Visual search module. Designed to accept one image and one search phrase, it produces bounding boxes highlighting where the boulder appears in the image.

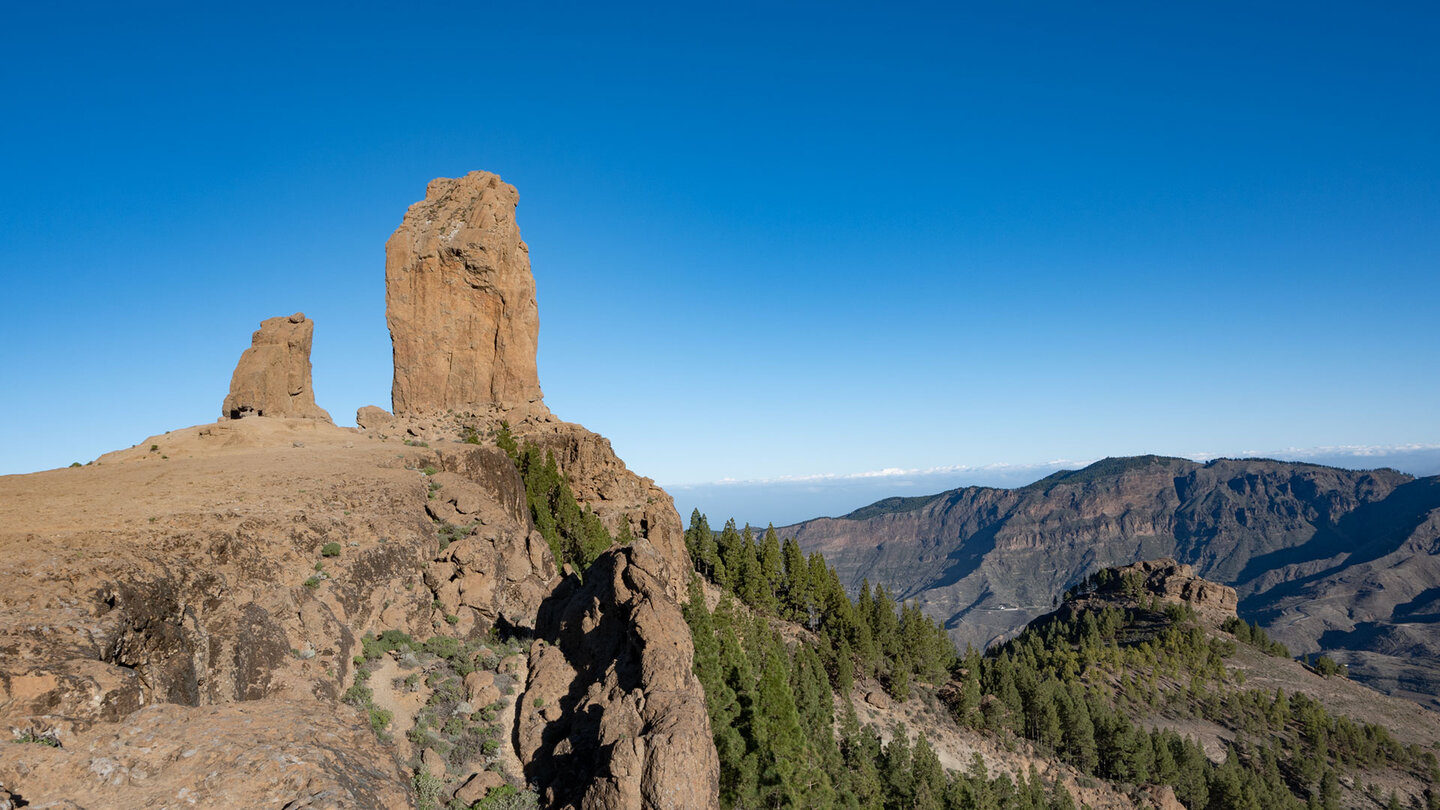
[386,172,543,414]
[422,747,447,779]
[356,405,394,430]
[454,770,506,806]
[221,313,331,421]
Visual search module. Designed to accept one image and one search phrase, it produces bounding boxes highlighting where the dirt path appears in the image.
[368,656,429,764]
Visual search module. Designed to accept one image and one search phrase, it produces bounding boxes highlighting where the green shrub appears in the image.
[342,683,373,707]
[422,465,439,476]
[14,729,61,747]
[413,769,444,810]
[1311,654,1347,678]
[369,706,392,734]
[321,542,341,557]
[424,636,461,660]
[303,576,321,589]
[361,629,414,660]
[475,783,541,810]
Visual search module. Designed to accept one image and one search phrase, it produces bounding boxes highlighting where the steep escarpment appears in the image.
[779,456,1440,701]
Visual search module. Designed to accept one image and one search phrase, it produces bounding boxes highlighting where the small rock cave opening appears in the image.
[228,406,262,419]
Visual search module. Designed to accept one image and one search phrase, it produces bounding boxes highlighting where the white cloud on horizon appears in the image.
[664,442,1440,490]
[666,459,1089,489]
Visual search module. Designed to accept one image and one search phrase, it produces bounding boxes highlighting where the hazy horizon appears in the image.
[669,444,1440,528]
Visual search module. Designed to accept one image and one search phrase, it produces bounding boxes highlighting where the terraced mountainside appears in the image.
[778,455,1440,706]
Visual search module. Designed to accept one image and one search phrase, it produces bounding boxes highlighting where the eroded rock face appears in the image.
[422,445,559,635]
[518,540,720,810]
[387,172,543,415]
[221,312,331,421]
[0,420,438,739]
[1113,558,1239,619]
[519,420,690,593]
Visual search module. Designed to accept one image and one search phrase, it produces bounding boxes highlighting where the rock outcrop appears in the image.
[423,445,559,634]
[386,172,543,415]
[1077,558,1239,621]
[518,540,720,810]
[221,312,331,421]
[0,171,717,809]
[519,420,689,593]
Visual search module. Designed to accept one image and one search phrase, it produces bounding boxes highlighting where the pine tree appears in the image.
[716,519,743,591]
[714,596,761,806]
[912,733,945,809]
[882,724,914,809]
[839,705,885,810]
[781,537,811,622]
[760,525,784,602]
[756,632,805,808]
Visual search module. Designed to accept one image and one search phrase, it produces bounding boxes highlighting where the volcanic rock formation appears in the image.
[221,312,331,421]
[0,171,715,809]
[1065,558,1239,623]
[518,539,721,810]
[386,171,543,415]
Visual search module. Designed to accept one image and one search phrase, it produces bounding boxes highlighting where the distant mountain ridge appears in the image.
[779,455,1440,706]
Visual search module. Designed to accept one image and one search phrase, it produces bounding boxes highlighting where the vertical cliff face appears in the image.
[385,171,544,415]
[221,312,331,421]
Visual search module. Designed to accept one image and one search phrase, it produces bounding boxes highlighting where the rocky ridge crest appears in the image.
[0,171,712,809]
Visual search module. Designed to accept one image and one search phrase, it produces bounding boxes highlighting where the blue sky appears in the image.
[2,2,1437,525]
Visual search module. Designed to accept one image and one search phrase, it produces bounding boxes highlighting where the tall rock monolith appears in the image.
[221,312,331,421]
[386,171,543,415]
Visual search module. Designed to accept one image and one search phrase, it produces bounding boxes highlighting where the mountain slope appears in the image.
[778,456,1440,704]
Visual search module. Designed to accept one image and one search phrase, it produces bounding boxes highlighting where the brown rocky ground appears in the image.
[0,413,712,808]
[1,700,410,809]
